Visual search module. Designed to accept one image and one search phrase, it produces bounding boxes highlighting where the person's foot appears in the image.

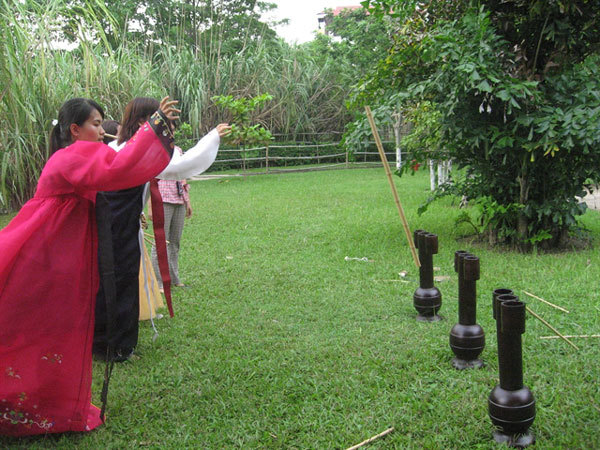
[94,348,135,363]
[175,283,188,288]
[112,348,135,363]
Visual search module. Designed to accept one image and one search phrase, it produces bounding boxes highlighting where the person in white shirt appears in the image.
[93,97,230,362]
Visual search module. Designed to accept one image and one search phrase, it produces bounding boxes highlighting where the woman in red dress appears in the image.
[0,96,178,436]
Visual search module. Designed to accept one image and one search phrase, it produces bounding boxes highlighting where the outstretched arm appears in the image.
[157,123,231,180]
[54,97,180,191]
[55,110,175,191]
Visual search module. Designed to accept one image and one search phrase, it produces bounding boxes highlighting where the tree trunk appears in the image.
[488,225,498,246]
[429,160,436,191]
[558,227,570,247]
[517,158,530,248]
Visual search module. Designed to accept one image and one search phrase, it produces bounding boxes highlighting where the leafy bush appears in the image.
[211,93,274,147]
[359,0,600,249]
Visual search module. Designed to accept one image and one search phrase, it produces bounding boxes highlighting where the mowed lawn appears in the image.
[1,168,599,448]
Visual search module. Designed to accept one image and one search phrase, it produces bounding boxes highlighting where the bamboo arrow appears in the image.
[365,106,420,268]
[347,427,395,450]
[526,306,579,350]
[522,290,569,313]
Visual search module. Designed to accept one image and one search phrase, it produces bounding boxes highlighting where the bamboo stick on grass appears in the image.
[523,290,570,313]
[365,106,420,268]
[540,334,600,340]
[346,427,395,450]
[525,306,579,350]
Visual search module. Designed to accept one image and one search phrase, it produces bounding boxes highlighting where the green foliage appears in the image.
[455,196,523,241]
[318,7,392,82]
[342,101,394,154]
[212,93,273,127]
[0,1,353,209]
[212,93,273,146]
[397,101,445,176]
[45,0,281,55]
[196,1,281,56]
[173,122,195,152]
[312,6,403,160]
[159,42,350,140]
[358,0,600,249]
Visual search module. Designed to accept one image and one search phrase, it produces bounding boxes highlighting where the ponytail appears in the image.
[49,122,66,156]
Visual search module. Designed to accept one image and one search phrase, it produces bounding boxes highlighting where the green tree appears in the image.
[37,0,280,53]
[211,93,273,146]
[197,1,281,56]
[316,7,392,81]
[360,0,600,249]
[304,6,400,162]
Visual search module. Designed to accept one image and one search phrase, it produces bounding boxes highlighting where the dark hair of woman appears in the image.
[102,119,119,145]
[49,98,105,156]
[118,97,160,145]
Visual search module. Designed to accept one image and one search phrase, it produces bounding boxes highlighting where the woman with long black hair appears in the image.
[0,97,179,436]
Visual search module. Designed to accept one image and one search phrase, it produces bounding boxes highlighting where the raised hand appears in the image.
[216,123,232,138]
[159,96,181,122]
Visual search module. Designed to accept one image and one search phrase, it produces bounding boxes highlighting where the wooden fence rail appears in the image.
[200,141,406,178]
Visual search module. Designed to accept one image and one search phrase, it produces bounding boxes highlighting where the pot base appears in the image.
[451,357,484,370]
[492,429,535,448]
[416,313,443,322]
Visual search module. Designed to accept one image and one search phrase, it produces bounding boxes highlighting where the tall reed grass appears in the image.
[161,42,350,137]
[0,0,161,209]
[0,0,351,210]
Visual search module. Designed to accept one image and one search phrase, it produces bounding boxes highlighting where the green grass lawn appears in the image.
[2,168,599,448]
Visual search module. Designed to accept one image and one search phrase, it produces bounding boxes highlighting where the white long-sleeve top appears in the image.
[109,128,221,180]
[107,127,221,329]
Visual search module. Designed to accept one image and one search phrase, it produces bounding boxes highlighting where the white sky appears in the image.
[264,0,361,44]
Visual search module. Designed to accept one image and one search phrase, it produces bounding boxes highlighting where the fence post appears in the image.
[242,147,246,175]
[265,144,269,174]
[317,145,320,165]
[345,150,349,169]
